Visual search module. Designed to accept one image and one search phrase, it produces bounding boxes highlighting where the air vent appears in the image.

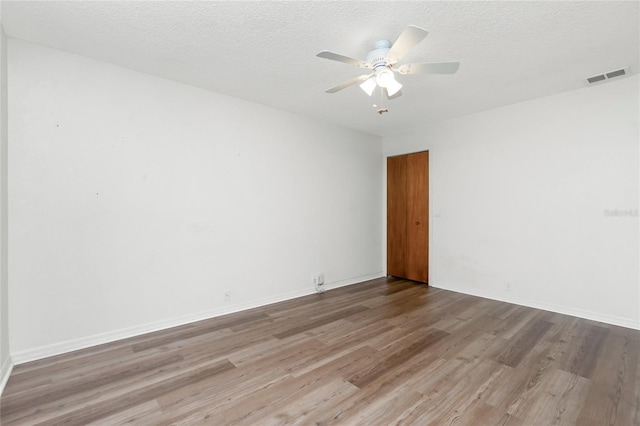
[587,75,606,84]
[586,67,629,85]
[606,69,626,79]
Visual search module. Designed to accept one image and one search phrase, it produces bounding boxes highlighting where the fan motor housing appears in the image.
[366,40,392,69]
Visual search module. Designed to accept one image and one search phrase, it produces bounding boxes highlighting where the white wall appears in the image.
[8,39,383,362]
[0,10,12,394]
[6,36,638,369]
[384,74,640,329]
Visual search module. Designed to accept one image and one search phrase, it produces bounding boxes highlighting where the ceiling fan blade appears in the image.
[316,51,371,68]
[398,62,460,75]
[325,74,373,93]
[388,25,429,62]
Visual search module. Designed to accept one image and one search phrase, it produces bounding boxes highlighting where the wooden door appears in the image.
[387,155,407,278]
[406,151,429,282]
[387,151,429,283]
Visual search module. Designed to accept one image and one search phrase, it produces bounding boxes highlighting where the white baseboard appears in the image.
[0,355,13,397]
[11,272,384,365]
[430,281,639,331]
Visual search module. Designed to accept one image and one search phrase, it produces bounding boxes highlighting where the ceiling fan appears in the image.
[317,25,459,98]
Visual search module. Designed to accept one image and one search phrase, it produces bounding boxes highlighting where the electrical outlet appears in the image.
[313,273,325,294]
[224,290,231,302]
[505,283,512,292]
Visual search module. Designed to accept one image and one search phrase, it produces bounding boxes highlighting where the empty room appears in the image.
[0,1,638,425]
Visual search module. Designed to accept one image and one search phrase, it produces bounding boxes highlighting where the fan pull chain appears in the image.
[376,87,388,115]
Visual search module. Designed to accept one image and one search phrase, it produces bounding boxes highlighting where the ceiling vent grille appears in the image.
[586,67,629,85]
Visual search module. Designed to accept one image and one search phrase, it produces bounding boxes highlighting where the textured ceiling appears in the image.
[2,1,639,136]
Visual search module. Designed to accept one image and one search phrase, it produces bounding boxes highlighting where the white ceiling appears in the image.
[2,1,638,136]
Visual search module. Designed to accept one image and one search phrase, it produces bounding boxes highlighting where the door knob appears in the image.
[415,221,420,225]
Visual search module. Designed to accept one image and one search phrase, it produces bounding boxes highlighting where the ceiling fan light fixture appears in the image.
[359,78,376,96]
[375,67,395,88]
[374,67,402,96]
[385,78,402,96]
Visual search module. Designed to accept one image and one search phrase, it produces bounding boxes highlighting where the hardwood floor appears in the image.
[2,277,639,425]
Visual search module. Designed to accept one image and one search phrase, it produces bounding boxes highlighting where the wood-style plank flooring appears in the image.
[2,277,639,425]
